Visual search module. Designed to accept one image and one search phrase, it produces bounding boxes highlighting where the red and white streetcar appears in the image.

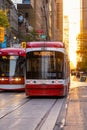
[0,48,26,91]
[25,41,70,96]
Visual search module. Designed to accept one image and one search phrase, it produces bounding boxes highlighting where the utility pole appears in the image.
[43,2,50,40]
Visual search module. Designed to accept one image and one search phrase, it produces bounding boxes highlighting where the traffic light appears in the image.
[0,27,4,42]
[21,42,26,48]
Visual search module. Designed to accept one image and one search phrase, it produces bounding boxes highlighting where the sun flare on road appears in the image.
[63,0,80,68]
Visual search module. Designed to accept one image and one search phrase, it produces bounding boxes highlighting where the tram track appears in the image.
[34,99,58,130]
[0,98,30,119]
[0,92,26,108]
[0,93,31,119]
[0,93,66,130]
[34,98,65,130]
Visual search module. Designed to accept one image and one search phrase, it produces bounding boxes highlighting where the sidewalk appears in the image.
[70,75,80,81]
[63,79,87,130]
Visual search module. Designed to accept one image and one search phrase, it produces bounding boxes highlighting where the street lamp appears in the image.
[13,36,16,40]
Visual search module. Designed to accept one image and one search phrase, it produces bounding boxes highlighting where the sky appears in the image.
[11,0,22,4]
[63,0,80,67]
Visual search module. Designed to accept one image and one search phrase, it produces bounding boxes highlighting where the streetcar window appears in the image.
[26,51,64,79]
[0,56,25,77]
[2,56,16,60]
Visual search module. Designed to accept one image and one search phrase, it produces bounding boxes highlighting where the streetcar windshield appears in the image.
[26,51,64,79]
[0,55,25,77]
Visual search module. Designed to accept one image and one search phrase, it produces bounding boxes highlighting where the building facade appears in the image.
[17,0,63,41]
[63,15,69,56]
[56,0,63,42]
[76,0,87,70]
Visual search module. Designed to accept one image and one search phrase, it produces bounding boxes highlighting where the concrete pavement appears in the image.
[63,77,87,130]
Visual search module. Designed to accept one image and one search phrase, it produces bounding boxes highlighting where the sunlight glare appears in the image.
[63,0,80,68]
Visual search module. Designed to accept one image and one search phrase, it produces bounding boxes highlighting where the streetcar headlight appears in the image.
[0,78,7,81]
[15,78,21,81]
[1,78,4,81]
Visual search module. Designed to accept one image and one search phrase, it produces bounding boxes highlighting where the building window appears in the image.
[25,13,28,18]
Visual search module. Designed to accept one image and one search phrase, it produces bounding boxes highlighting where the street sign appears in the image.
[40,34,46,40]
[1,36,7,48]
[0,27,4,43]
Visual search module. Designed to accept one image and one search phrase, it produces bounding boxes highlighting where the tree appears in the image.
[0,9,9,28]
[23,30,39,42]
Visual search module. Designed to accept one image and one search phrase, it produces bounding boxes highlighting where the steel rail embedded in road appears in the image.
[0,92,67,130]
